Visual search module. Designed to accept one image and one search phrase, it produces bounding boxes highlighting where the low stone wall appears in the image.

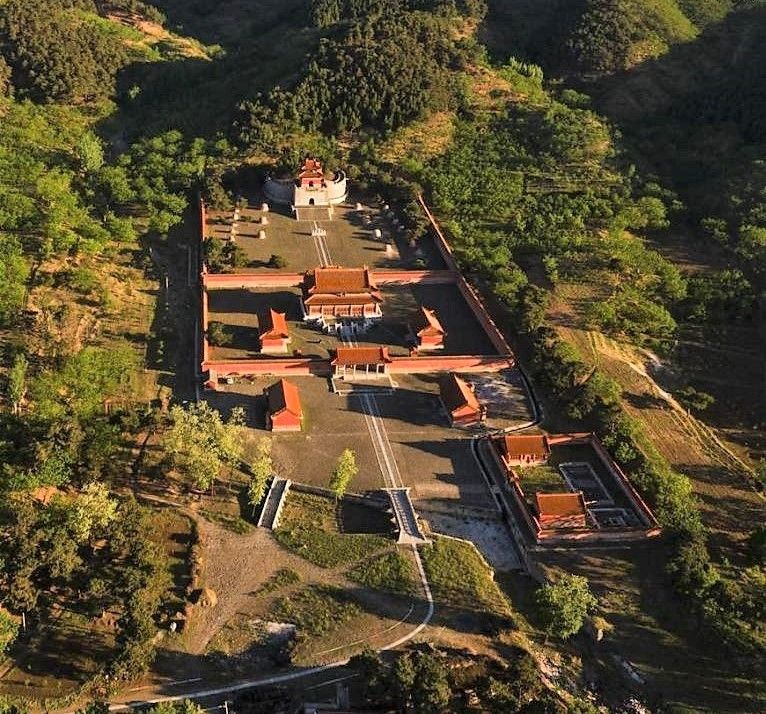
[201,287,210,364]
[200,197,207,241]
[538,526,662,544]
[290,482,391,511]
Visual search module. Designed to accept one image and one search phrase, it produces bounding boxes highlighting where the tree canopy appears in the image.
[163,402,245,491]
[535,573,597,639]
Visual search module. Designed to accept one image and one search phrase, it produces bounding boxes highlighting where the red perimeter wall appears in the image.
[203,272,304,289]
[371,270,456,284]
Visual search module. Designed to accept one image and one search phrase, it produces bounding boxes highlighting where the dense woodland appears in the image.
[0,0,764,709]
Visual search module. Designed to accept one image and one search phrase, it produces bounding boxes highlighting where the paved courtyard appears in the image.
[205,198,446,273]
[204,373,532,511]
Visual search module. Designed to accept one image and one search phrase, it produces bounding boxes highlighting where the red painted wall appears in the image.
[203,273,304,289]
[371,270,456,284]
[203,358,332,380]
[389,355,513,373]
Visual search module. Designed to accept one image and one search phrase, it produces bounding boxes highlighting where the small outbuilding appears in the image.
[496,433,551,469]
[259,309,291,354]
[440,374,484,426]
[534,492,589,530]
[412,306,445,349]
[264,379,303,432]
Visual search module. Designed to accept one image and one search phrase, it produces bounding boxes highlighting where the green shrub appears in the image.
[257,567,301,595]
[65,266,100,296]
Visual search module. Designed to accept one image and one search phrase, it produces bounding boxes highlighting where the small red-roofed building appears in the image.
[495,433,551,469]
[302,266,383,323]
[332,346,391,379]
[535,492,589,530]
[411,306,446,349]
[264,379,303,432]
[259,309,291,354]
[440,374,484,426]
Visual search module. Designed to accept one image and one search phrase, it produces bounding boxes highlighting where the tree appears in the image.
[76,702,110,714]
[163,402,245,492]
[0,236,29,326]
[0,56,11,96]
[150,701,205,714]
[535,574,597,640]
[676,386,715,415]
[479,649,546,712]
[77,132,105,175]
[393,650,451,714]
[756,459,766,491]
[248,438,273,514]
[7,352,28,414]
[350,647,391,705]
[0,609,19,656]
[64,483,119,543]
[269,253,287,268]
[746,525,766,565]
[329,448,358,500]
[31,345,135,421]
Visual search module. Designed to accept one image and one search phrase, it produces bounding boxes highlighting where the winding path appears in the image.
[103,540,433,712]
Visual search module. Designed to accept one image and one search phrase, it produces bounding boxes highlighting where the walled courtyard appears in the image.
[205,283,500,361]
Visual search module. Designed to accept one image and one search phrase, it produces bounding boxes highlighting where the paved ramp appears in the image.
[387,488,429,545]
[258,478,291,529]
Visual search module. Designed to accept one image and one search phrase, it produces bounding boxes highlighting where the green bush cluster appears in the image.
[350,645,562,713]
[425,80,685,340]
[567,0,696,73]
[0,495,170,683]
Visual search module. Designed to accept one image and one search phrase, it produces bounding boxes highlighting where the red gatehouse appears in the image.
[332,346,391,379]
